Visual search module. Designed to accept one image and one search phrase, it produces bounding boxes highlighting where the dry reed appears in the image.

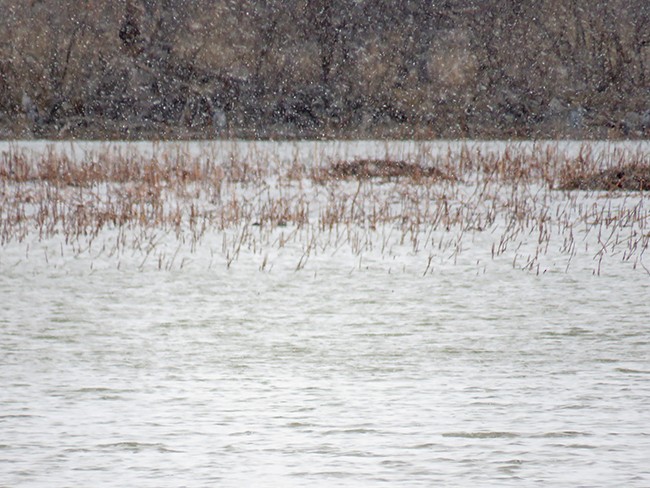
[1,143,648,274]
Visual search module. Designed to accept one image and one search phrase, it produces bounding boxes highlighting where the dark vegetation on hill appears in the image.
[1,0,649,140]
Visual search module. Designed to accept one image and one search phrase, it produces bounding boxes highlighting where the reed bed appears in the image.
[1,142,649,274]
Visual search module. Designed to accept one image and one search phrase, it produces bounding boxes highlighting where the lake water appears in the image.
[1,140,650,487]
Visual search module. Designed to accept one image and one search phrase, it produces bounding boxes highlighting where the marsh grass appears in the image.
[560,164,650,191]
[324,158,453,181]
[1,143,649,274]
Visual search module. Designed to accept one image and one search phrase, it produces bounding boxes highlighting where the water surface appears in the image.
[1,140,649,486]
[2,260,649,487]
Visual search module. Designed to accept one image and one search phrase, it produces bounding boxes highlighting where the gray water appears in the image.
[2,261,649,487]
[2,139,650,486]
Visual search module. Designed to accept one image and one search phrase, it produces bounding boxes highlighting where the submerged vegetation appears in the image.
[1,142,649,275]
